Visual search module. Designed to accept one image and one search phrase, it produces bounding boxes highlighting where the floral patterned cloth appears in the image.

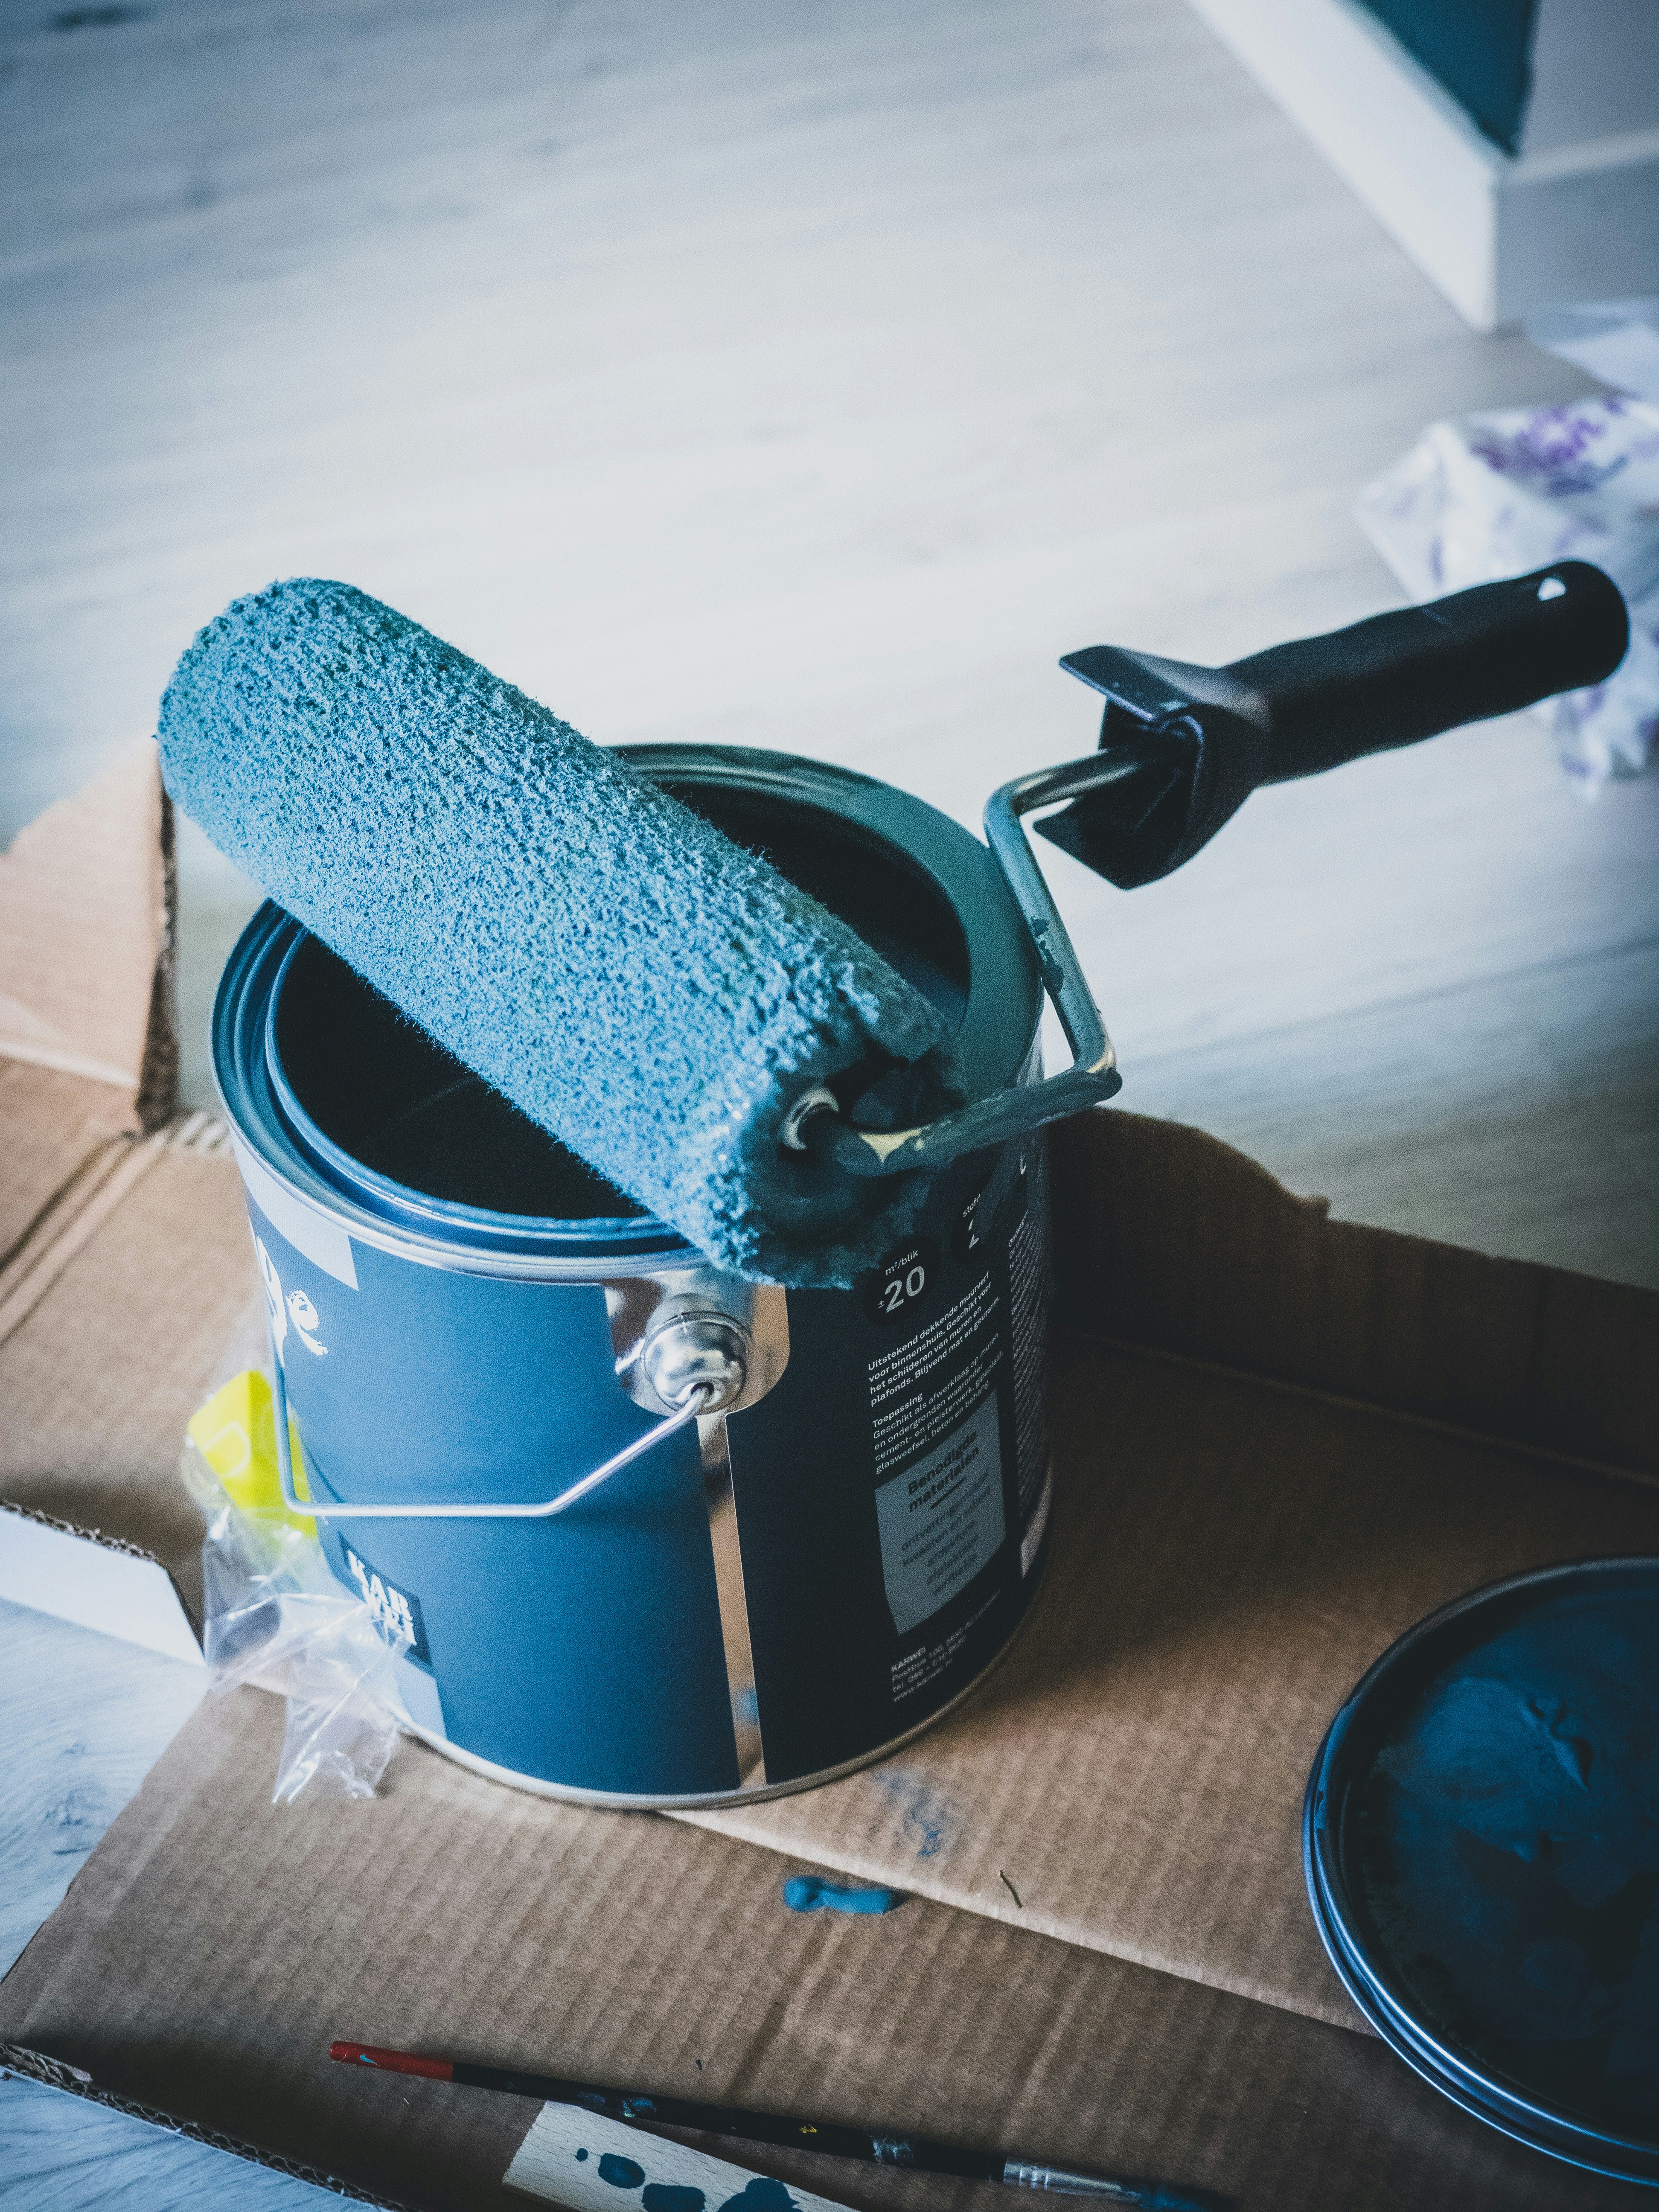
[1359,390,1659,791]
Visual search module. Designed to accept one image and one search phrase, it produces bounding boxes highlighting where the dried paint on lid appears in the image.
[1306,1558,1659,2187]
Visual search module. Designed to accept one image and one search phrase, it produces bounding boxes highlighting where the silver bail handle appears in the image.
[267,1305,748,1524]
[785,749,1141,1180]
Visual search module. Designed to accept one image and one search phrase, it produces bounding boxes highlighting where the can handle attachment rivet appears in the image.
[640,1311,751,1417]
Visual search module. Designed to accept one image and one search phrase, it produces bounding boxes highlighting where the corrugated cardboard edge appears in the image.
[0,1498,206,1665]
[0,2041,410,2207]
[0,1495,172,1568]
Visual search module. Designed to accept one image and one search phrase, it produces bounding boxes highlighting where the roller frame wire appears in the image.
[803,749,1138,1178]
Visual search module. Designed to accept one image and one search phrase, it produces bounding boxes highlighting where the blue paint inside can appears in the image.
[1307,1558,1659,2186]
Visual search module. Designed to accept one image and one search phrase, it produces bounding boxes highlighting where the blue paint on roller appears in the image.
[598,2155,648,2189]
[781,1875,905,1915]
[158,579,960,1286]
[576,2150,589,2163]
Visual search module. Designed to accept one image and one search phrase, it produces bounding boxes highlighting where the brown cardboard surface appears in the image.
[3,1684,1653,2212]
[1049,1114,1659,1479]
[0,745,181,1385]
[0,1059,133,1272]
[0,1121,255,1620]
[7,755,1659,2203]
[0,739,175,1126]
[9,1089,1656,2031]
[679,1327,1659,2028]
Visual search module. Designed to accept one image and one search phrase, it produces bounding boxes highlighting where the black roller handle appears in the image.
[1039,560,1629,889]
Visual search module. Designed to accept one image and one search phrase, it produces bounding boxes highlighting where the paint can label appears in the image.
[873,1396,1005,1635]
[341,1538,432,1666]
[725,1132,1052,1784]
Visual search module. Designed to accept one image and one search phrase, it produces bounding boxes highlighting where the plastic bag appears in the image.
[1357,304,1659,793]
[183,1369,411,1804]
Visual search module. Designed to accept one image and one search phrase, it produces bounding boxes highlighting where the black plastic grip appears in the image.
[1045,561,1630,888]
[1232,560,1629,783]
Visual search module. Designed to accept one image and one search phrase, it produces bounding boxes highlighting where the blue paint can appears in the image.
[1305,1557,1659,2187]
[213,748,1059,1806]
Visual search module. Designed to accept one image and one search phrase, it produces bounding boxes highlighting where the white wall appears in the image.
[1189,0,1659,328]
[1522,0,1659,154]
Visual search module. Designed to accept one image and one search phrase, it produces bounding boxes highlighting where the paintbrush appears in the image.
[330,2043,1231,2212]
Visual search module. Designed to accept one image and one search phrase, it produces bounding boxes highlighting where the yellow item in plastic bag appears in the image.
[187,1369,316,1535]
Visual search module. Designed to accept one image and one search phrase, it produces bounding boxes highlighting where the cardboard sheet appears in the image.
[1048,1112,1659,1481]
[0,739,175,1124]
[0,1124,256,1623]
[3,1686,1653,2212]
[6,750,1659,2206]
[681,1328,1659,2028]
[0,1060,133,1272]
[9,1089,1656,2033]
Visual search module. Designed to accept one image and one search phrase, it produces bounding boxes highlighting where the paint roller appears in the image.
[158,579,1041,1290]
[159,563,1630,1288]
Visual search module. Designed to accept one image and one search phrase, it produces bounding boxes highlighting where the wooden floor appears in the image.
[0,1602,329,2208]
[3,0,1655,1287]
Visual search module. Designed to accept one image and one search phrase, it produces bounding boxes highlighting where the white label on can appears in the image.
[233,1134,358,1288]
[874,1397,1005,1636]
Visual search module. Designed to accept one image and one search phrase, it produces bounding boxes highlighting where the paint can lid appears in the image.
[1304,1557,1659,2187]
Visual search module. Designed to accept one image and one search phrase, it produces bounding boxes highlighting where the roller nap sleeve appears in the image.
[157,579,961,1287]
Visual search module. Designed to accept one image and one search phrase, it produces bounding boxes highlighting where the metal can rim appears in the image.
[212,745,1044,1281]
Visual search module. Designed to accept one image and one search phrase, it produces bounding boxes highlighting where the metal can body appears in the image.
[213,748,1054,1806]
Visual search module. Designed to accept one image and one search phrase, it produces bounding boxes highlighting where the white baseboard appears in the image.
[1187,0,1659,331]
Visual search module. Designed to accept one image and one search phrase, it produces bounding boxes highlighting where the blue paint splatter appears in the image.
[643,2188,706,2212]
[782,1875,904,1916]
[718,2181,799,2212]
[599,2154,647,2189]
[576,2150,589,2163]
[872,1768,958,1860]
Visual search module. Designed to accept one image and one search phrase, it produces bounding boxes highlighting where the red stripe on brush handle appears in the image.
[331,2042,454,2081]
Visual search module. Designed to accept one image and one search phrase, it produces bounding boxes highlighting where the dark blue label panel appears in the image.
[339,1538,432,1666]
[246,1194,740,1798]
[728,1132,1052,1785]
